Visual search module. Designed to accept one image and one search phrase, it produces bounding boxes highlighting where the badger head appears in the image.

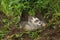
[28,15,46,27]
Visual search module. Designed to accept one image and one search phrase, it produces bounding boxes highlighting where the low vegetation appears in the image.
[0,0,60,40]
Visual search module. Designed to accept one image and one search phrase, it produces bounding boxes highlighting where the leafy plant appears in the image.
[0,0,60,40]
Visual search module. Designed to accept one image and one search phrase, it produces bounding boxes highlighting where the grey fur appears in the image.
[20,16,46,31]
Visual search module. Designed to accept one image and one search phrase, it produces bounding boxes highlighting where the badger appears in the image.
[20,15,46,31]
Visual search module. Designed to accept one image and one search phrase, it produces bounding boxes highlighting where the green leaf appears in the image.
[54,13,60,16]
[28,9,35,16]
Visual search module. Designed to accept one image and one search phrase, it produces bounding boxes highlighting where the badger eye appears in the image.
[39,22,41,24]
[34,20,39,23]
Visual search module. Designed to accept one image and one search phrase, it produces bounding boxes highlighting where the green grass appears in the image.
[0,0,60,40]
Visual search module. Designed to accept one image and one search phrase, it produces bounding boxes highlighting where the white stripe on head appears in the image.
[30,17,42,25]
[28,15,46,27]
